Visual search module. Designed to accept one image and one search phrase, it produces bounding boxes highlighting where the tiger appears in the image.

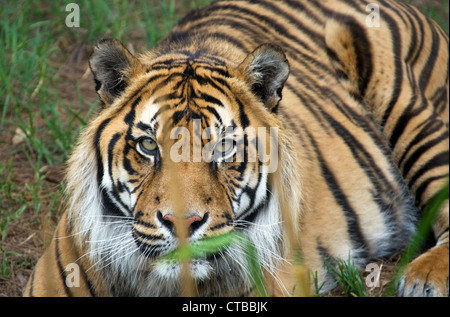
[25,0,448,297]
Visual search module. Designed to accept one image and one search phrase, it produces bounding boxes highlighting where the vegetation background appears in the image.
[0,0,448,297]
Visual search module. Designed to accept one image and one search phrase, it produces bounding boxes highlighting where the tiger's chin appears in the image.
[124,254,247,297]
[151,258,213,282]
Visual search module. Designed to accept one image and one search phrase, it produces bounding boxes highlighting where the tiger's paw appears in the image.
[397,244,449,297]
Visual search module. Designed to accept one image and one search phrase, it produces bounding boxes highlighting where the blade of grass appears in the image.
[162,231,240,262]
[325,254,368,297]
[242,235,268,297]
[162,231,268,296]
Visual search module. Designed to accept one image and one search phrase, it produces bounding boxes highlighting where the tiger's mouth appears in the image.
[131,220,233,260]
[127,207,243,283]
[131,208,237,258]
[132,229,231,260]
[131,227,231,281]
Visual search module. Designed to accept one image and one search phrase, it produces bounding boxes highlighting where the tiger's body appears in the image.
[25,0,448,297]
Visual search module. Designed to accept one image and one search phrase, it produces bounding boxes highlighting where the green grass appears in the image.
[0,158,28,240]
[410,0,449,33]
[325,255,368,297]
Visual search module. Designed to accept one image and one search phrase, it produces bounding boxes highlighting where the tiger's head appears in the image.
[66,38,302,296]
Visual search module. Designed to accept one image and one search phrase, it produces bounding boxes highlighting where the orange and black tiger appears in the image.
[25,0,448,297]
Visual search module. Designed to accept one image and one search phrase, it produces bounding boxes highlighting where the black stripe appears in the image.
[77,260,97,297]
[195,75,228,98]
[255,0,325,48]
[157,73,185,94]
[418,18,440,90]
[210,221,231,231]
[153,92,183,106]
[235,163,264,222]
[377,0,404,127]
[388,96,419,150]
[317,243,338,284]
[102,133,131,217]
[107,132,122,185]
[100,187,125,218]
[116,73,169,115]
[202,105,223,127]
[175,4,333,76]
[352,21,373,97]
[415,174,449,209]
[235,97,250,128]
[398,119,445,168]
[408,151,449,192]
[284,0,325,25]
[287,72,393,171]
[375,0,408,25]
[132,229,163,258]
[388,65,428,149]
[317,243,335,267]
[95,118,112,185]
[55,226,71,296]
[325,13,373,97]
[134,219,156,229]
[210,3,316,53]
[436,227,449,242]
[239,193,270,225]
[198,32,248,52]
[397,2,421,64]
[150,104,171,125]
[195,92,224,108]
[303,127,368,258]
[124,96,140,126]
[432,85,448,115]
[132,230,163,241]
[401,130,448,178]
[197,53,228,68]
[123,97,142,176]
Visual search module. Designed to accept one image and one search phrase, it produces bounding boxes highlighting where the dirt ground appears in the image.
[0,0,447,297]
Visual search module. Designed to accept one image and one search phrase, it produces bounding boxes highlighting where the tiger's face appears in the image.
[70,38,293,295]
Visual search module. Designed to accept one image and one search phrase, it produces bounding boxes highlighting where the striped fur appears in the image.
[25,0,448,297]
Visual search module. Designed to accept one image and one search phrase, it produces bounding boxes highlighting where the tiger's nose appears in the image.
[159,212,208,235]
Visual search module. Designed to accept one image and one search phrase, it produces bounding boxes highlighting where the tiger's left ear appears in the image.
[237,44,290,112]
[89,38,143,107]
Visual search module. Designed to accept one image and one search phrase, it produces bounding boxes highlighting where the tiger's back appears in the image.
[25,0,448,297]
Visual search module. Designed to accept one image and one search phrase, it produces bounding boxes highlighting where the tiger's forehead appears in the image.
[129,50,237,135]
[135,93,235,140]
[147,49,230,72]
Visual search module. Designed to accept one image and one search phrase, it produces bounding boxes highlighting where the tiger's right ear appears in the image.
[237,44,290,112]
[89,38,143,106]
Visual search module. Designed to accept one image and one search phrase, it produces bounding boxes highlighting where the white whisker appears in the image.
[87,237,135,272]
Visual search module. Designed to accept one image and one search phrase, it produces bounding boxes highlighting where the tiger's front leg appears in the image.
[398,242,449,297]
[398,199,449,297]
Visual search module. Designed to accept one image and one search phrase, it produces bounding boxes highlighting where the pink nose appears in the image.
[162,214,203,230]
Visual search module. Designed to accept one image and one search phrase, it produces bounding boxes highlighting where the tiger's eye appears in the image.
[140,138,158,153]
[215,138,233,154]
